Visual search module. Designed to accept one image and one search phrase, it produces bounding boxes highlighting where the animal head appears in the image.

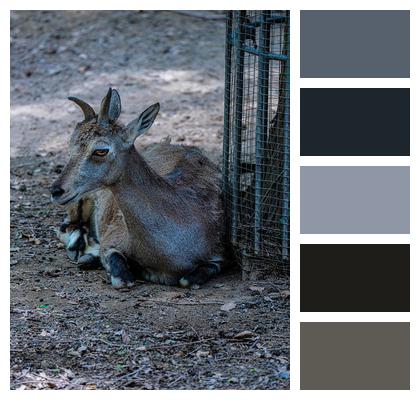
[51,88,160,205]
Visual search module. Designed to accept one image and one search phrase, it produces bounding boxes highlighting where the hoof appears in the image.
[111,276,135,289]
[179,278,200,289]
[67,229,87,252]
[66,249,79,262]
[179,277,189,288]
[78,254,102,269]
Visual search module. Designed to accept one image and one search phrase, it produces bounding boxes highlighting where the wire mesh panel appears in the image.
[223,10,290,279]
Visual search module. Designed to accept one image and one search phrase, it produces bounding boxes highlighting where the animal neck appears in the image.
[109,146,187,237]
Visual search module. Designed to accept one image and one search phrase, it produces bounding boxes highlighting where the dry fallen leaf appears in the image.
[85,383,97,390]
[234,330,255,340]
[122,331,131,344]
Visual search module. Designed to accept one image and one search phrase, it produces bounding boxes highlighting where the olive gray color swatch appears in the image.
[300,167,410,234]
[300,322,410,390]
[300,10,410,78]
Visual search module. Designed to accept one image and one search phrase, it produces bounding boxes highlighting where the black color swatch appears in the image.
[300,244,410,312]
[300,88,410,156]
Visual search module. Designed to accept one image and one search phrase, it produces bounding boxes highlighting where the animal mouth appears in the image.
[55,192,79,206]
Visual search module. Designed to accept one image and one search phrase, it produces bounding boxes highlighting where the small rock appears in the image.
[78,65,91,73]
[47,67,62,76]
[77,345,88,354]
[278,370,290,380]
[53,164,63,174]
[196,350,210,357]
[220,302,236,312]
[68,349,81,357]
[249,286,265,293]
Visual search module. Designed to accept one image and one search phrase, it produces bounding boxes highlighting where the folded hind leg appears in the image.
[179,256,223,289]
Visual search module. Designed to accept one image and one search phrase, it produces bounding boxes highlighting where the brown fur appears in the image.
[52,89,224,288]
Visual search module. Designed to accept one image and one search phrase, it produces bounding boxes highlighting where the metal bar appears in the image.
[231,10,246,243]
[254,11,271,254]
[234,14,288,30]
[241,45,289,61]
[281,13,290,262]
[222,11,233,240]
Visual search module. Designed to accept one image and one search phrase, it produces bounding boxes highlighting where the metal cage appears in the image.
[223,10,290,279]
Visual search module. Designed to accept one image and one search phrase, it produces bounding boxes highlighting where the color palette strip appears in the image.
[301,88,410,156]
[299,9,411,391]
[300,166,410,234]
[300,244,410,312]
[300,322,410,389]
[300,10,410,78]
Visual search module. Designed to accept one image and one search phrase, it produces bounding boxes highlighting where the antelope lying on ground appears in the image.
[51,88,224,289]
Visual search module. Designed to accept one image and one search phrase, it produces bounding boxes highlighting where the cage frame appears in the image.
[223,10,290,279]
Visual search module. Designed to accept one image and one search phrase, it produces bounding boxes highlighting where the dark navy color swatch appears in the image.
[301,88,410,156]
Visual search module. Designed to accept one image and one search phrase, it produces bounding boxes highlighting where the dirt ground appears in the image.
[10,11,290,389]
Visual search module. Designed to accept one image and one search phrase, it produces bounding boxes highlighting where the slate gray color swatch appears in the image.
[300,244,410,312]
[300,166,410,234]
[300,322,410,390]
[300,10,410,78]
[300,88,410,156]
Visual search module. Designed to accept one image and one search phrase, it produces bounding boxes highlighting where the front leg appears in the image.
[102,249,135,289]
[56,198,93,262]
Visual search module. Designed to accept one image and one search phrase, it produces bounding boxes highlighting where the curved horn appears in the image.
[68,96,96,121]
[98,87,112,124]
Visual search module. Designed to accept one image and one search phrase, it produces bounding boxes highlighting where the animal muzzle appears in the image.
[50,184,78,205]
[51,185,65,199]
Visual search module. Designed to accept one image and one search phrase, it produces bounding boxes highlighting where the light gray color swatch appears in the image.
[300,10,410,78]
[300,322,410,390]
[301,166,410,234]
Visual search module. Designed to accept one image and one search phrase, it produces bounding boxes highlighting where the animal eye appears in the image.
[92,149,109,157]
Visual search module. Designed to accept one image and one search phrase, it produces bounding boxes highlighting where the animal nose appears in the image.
[51,185,65,198]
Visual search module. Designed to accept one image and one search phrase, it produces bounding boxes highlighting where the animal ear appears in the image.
[98,88,121,124]
[109,89,121,122]
[125,103,160,144]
